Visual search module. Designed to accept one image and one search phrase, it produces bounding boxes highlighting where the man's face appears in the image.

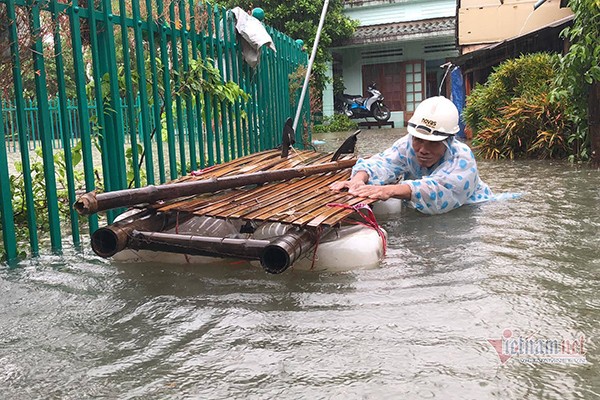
[412,136,447,168]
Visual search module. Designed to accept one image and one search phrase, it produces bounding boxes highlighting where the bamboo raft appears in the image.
[77,146,385,274]
[154,149,377,227]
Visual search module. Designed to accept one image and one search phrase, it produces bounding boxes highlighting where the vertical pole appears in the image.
[87,0,114,223]
[0,100,18,263]
[68,3,99,235]
[200,3,215,166]
[188,0,206,169]
[293,0,329,132]
[209,5,221,164]
[178,0,198,171]
[145,0,166,183]
[29,0,62,252]
[228,9,243,158]
[222,6,235,159]
[213,5,225,163]
[131,0,155,184]
[6,0,39,255]
[117,0,141,188]
[100,0,127,196]
[169,1,187,175]
[50,0,80,246]
[156,0,178,179]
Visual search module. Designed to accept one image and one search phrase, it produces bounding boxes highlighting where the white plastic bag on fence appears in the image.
[230,7,276,68]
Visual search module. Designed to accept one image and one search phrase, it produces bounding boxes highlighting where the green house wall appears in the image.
[325,0,459,126]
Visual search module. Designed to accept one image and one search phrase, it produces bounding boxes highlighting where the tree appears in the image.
[217,0,357,101]
[552,0,600,164]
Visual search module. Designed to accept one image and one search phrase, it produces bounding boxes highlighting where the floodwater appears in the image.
[1,128,599,399]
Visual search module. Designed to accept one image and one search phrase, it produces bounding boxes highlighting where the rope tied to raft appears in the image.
[190,165,218,176]
[309,226,325,270]
[326,203,387,257]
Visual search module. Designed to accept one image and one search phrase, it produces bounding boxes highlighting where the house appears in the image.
[324,0,460,127]
[453,0,573,93]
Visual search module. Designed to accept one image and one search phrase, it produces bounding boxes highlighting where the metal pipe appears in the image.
[533,0,547,10]
[292,0,330,132]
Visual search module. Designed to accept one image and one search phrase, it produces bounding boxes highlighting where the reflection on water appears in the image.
[1,129,599,399]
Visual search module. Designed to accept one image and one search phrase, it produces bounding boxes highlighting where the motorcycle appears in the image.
[335,83,391,122]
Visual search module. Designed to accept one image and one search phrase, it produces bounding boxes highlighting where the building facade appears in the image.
[324,0,459,126]
[454,0,573,90]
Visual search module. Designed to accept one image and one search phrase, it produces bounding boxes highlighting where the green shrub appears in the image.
[313,113,358,133]
[464,53,574,159]
[464,53,560,133]
[472,94,570,159]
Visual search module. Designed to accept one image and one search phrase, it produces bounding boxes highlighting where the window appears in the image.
[405,61,424,113]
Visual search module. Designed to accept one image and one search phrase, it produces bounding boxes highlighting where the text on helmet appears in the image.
[420,118,437,129]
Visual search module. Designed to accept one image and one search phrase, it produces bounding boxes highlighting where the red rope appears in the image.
[326,203,387,257]
[190,165,218,176]
[175,212,191,264]
[310,226,324,270]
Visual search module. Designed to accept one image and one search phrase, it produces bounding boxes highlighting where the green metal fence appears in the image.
[0,0,310,263]
[2,97,151,152]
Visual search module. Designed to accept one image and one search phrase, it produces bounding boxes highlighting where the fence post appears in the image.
[68,1,99,235]
[178,0,198,172]
[144,0,167,183]
[0,101,18,263]
[6,0,39,255]
[117,0,142,188]
[98,0,128,214]
[50,0,80,247]
[199,3,215,166]
[131,0,155,184]
[29,0,62,253]
[188,0,206,169]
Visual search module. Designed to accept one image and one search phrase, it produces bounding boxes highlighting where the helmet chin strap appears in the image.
[443,138,451,150]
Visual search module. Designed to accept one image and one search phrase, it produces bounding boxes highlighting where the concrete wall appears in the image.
[323,0,459,126]
[344,0,457,25]
[458,0,573,46]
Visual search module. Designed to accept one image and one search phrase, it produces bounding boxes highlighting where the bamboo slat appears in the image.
[155,150,369,227]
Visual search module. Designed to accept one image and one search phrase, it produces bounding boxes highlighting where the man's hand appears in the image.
[349,184,395,200]
[330,179,365,192]
[330,171,369,193]
[349,183,412,201]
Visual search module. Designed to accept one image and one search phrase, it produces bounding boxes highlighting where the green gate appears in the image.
[0,0,310,263]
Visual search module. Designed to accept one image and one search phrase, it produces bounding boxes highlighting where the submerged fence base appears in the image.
[0,0,310,261]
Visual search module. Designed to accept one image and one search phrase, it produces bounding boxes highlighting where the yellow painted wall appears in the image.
[458,0,573,46]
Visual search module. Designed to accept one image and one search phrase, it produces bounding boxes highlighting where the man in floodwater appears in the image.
[330,96,493,214]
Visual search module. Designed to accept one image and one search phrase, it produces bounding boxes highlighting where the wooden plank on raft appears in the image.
[276,190,355,225]
[307,197,379,227]
[151,149,365,228]
[223,173,345,220]
[236,172,349,222]
[249,176,351,223]
[158,160,346,216]
[198,174,328,218]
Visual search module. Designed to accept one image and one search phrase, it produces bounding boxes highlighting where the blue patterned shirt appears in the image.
[352,135,493,214]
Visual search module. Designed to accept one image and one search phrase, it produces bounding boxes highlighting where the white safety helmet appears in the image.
[407,96,460,142]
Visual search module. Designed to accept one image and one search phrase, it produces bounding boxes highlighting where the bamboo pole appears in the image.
[90,209,188,257]
[128,230,270,260]
[75,159,356,215]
